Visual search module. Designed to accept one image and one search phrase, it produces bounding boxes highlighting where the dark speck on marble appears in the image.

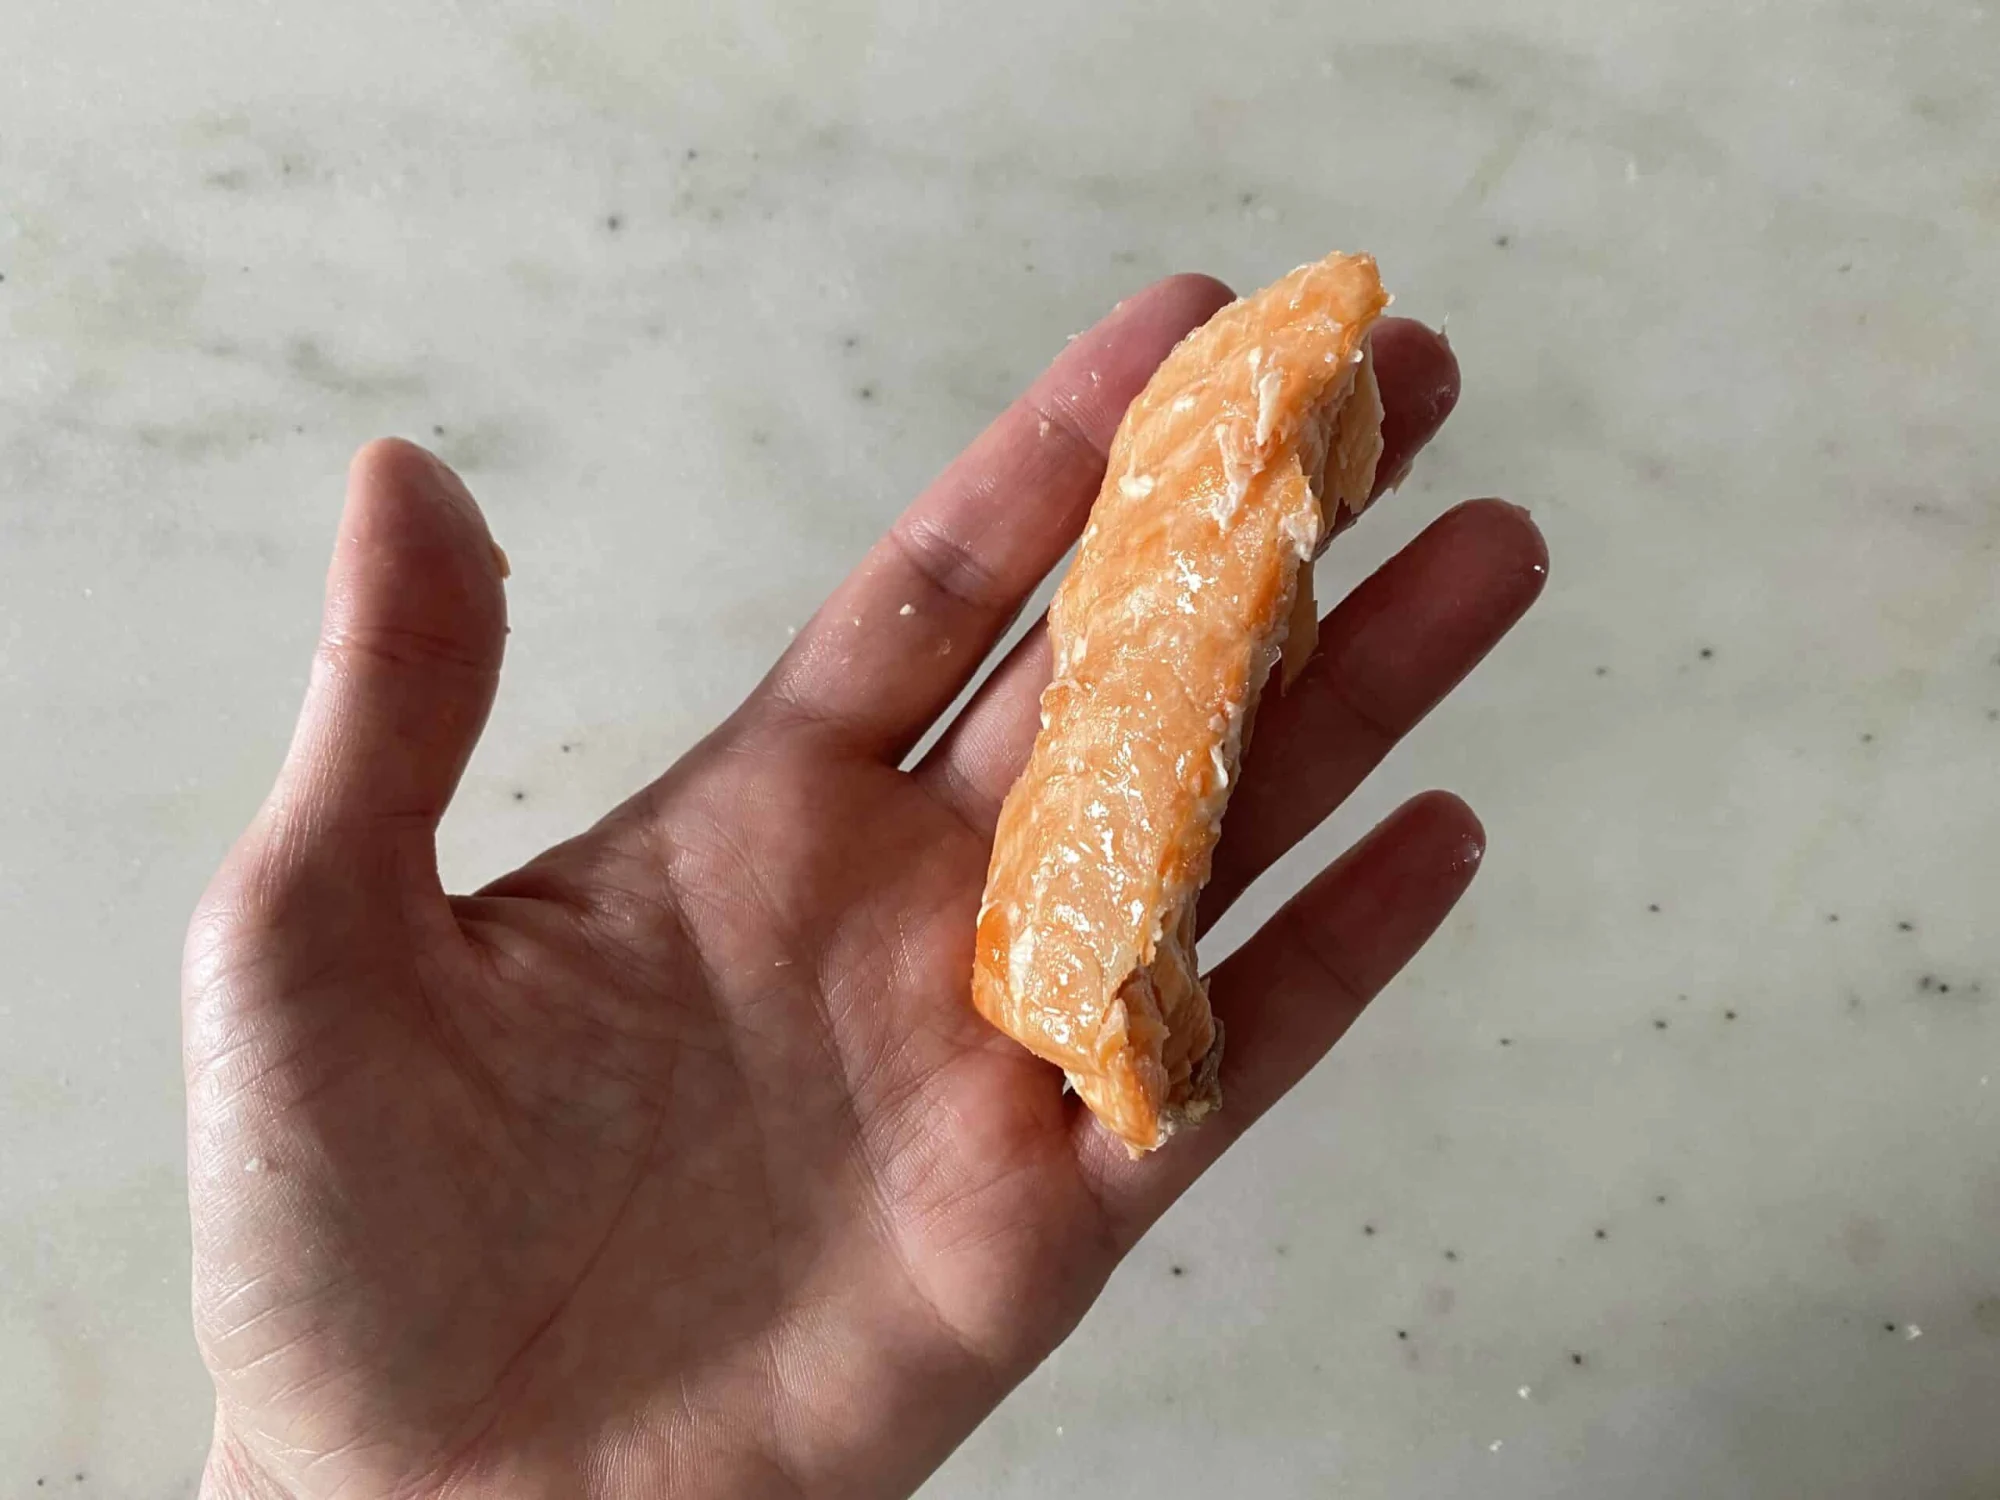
[1443,1249,1459,1262]
[1170,1264,1185,1277]
[685,147,699,160]
[1898,920,1916,933]
[432,423,446,437]
[1827,912,1841,924]
[512,790,527,803]
[1594,665,1608,676]
[1654,1019,1669,1031]
[605,213,623,231]
[1570,1352,1586,1366]
[1648,903,1661,913]
[1725,1009,1739,1021]
[1363,1223,1377,1237]
[841,334,859,351]
[1494,233,1511,247]
[1698,646,1715,660]
[857,384,877,402]
[560,743,574,754]
[1595,1228,1609,1240]
[1498,1036,1513,1047]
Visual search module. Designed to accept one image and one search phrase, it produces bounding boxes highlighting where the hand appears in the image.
[183,275,1546,1500]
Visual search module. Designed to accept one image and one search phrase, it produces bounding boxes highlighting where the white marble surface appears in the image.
[4,0,1998,1493]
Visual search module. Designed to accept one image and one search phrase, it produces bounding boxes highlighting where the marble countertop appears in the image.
[3,0,1997,1493]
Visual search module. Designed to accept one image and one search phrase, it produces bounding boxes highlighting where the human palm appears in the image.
[183,276,1546,1499]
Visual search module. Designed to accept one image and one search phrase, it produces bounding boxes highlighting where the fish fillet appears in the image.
[971,252,1391,1153]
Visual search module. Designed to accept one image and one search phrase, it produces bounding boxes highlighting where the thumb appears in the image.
[259,439,508,896]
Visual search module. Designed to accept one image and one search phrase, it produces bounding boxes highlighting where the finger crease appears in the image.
[1282,900,1371,1014]
[887,514,1012,615]
[1025,392,1104,472]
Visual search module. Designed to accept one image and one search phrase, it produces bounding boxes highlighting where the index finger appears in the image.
[741,274,1236,762]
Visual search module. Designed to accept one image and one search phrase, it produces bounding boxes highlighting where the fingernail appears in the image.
[420,448,480,524]
[419,448,508,579]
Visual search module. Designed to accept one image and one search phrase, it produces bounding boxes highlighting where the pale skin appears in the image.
[183,274,1548,1499]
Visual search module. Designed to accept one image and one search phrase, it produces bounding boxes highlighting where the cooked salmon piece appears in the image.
[971,252,1391,1153]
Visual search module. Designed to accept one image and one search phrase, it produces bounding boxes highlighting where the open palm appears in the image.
[183,275,1546,1500]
